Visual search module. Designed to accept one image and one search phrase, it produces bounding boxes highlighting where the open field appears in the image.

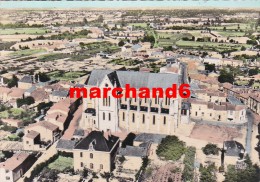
[0,28,47,35]
[190,124,243,143]
[11,49,46,57]
[48,156,73,171]
[47,71,86,81]
[128,23,148,28]
[216,30,246,37]
[176,40,250,52]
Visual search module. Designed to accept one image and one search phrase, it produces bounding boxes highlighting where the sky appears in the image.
[0,1,259,9]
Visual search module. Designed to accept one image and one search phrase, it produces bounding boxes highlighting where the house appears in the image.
[1,119,23,128]
[23,121,60,151]
[0,153,36,182]
[45,98,80,131]
[133,133,166,159]
[189,98,246,123]
[49,90,68,102]
[73,131,120,172]
[18,75,34,90]
[115,143,150,179]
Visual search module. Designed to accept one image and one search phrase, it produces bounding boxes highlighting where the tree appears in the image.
[118,40,125,47]
[204,63,216,72]
[224,155,260,182]
[223,26,227,31]
[156,135,186,161]
[17,96,35,107]
[97,15,104,23]
[202,143,220,155]
[83,17,88,25]
[7,75,18,88]
[249,68,258,76]
[36,72,50,82]
[200,163,217,182]
[218,69,234,84]
[241,46,246,51]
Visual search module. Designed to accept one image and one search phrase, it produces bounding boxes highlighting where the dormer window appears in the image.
[89,140,96,151]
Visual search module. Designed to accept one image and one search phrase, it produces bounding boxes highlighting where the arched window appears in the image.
[132,113,135,123]
[100,164,103,169]
[80,152,83,157]
[109,113,111,121]
[142,114,145,124]
[90,163,93,169]
[153,115,155,125]
[163,116,166,125]
[122,112,125,121]
[90,153,93,159]
[103,112,105,120]
[80,162,83,167]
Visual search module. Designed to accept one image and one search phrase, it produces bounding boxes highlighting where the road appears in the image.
[245,109,254,156]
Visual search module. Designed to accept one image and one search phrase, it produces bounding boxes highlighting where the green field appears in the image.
[156,31,193,47]
[11,49,46,57]
[216,31,245,37]
[0,28,47,35]
[128,23,148,28]
[176,40,250,52]
[48,156,73,171]
[47,71,86,81]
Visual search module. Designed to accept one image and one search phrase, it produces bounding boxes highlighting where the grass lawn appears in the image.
[216,30,245,37]
[48,156,73,171]
[235,80,249,86]
[0,28,47,35]
[11,49,46,57]
[0,108,24,119]
[156,31,193,47]
[47,71,86,81]
[176,40,250,52]
[0,111,9,119]
[128,23,148,28]
[10,108,24,116]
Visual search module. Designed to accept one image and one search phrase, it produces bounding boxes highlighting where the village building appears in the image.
[73,131,120,173]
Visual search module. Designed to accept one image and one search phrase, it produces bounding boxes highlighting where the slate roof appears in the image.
[86,69,179,89]
[51,90,68,97]
[74,131,119,152]
[56,139,76,150]
[134,133,167,144]
[118,145,148,157]
[224,141,244,156]
[73,129,85,136]
[19,75,33,83]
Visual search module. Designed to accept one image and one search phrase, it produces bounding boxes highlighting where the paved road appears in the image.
[245,109,254,156]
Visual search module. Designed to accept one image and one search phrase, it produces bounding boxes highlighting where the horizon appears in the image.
[0,1,260,10]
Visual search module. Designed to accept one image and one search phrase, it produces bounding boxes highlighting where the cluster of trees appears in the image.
[141,35,155,44]
[224,155,260,182]
[16,96,35,107]
[35,72,51,82]
[202,143,220,155]
[182,147,196,181]
[24,154,59,182]
[18,45,30,50]
[200,163,217,182]
[37,102,53,114]
[249,67,259,76]
[0,23,44,28]
[204,63,216,72]
[218,69,235,84]
[156,135,186,161]
[7,75,18,88]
